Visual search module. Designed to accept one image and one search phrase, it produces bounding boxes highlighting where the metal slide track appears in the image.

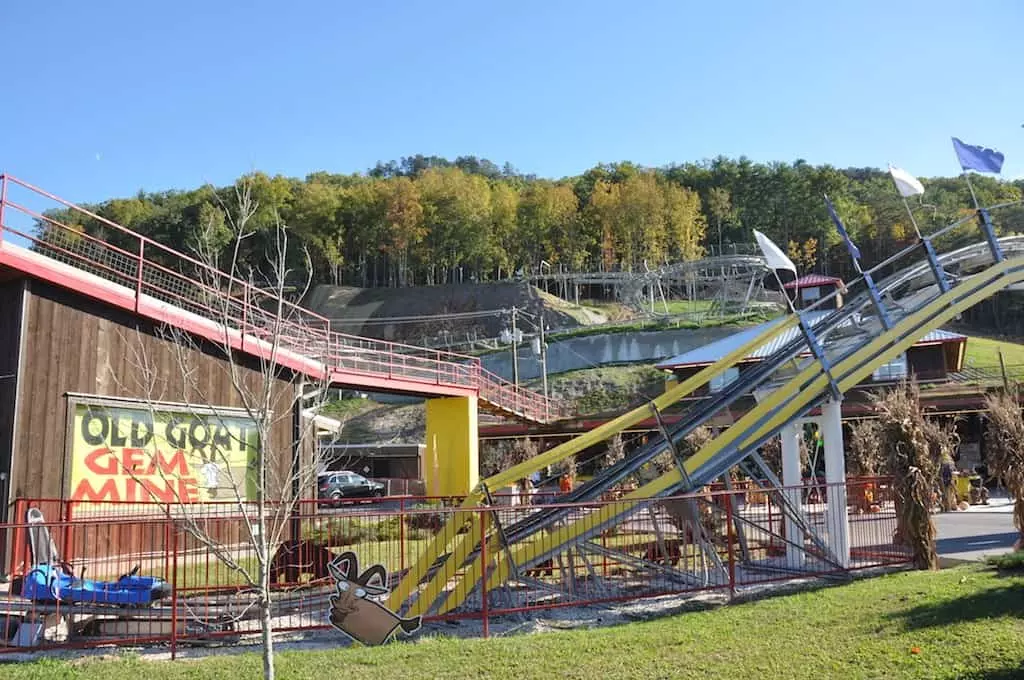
[459,244,1024,614]
[394,220,1023,618]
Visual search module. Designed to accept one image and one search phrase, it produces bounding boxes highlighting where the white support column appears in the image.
[780,422,805,567]
[821,399,850,568]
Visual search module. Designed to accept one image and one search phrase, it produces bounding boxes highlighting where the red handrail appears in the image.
[0,174,564,423]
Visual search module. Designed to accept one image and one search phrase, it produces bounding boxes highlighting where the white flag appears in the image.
[753,229,797,276]
[888,165,925,197]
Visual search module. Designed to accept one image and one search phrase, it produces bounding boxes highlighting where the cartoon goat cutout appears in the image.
[327,551,421,646]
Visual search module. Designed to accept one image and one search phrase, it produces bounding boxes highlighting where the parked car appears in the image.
[317,471,386,504]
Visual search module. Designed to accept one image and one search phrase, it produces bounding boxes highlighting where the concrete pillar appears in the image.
[780,422,805,567]
[821,399,849,567]
[424,396,479,497]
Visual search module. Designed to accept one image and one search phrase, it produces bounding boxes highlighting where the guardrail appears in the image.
[0,174,563,422]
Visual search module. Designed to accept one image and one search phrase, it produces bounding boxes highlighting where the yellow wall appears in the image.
[424,396,479,497]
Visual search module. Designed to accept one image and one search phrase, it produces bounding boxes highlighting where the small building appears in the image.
[783,274,844,310]
[319,442,424,479]
[655,311,967,397]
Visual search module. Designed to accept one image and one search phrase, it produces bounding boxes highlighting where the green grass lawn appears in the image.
[659,299,716,315]
[5,564,1024,679]
[963,335,1024,369]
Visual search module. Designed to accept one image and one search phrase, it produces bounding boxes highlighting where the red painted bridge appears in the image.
[0,174,565,423]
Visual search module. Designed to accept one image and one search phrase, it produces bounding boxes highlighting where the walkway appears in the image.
[0,174,564,423]
[935,495,1019,564]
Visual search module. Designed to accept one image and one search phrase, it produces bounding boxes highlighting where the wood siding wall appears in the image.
[0,280,25,522]
[10,279,303,503]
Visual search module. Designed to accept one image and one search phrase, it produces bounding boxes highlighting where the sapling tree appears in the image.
[110,178,340,680]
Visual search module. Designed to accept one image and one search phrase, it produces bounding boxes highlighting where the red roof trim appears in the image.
[782,274,843,289]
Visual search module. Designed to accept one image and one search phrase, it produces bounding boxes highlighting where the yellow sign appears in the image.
[68,401,258,504]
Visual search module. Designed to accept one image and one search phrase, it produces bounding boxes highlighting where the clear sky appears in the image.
[3,0,1022,204]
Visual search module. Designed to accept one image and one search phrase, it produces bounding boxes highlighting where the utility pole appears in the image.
[511,306,520,388]
[539,313,548,401]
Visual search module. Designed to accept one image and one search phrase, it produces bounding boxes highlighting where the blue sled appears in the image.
[22,564,171,606]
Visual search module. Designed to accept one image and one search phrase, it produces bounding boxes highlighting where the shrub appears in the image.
[985,550,1024,571]
[407,505,445,533]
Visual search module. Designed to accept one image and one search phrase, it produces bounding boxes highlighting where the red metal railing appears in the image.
[0,478,907,653]
[0,174,564,422]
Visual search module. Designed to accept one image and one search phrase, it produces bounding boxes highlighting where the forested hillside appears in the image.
[42,154,1024,289]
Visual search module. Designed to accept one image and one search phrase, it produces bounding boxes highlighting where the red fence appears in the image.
[0,479,908,654]
[0,174,565,423]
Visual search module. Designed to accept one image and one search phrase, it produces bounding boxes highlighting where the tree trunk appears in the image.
[260,579,275,680]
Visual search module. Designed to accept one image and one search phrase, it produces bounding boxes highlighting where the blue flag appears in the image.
[952,137,1005,174]
[824,195,861,261]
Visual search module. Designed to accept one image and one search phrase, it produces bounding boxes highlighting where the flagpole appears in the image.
[963,172,982,211]
[900,196,924,240]
[769,267,798,316]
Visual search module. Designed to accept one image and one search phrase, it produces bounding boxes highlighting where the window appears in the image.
[801,286,821,302]
[872,353,908,382]
[709,367,740,393]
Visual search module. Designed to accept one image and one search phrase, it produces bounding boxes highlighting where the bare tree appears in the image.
[604,433,626,470]
[479,437,539,480]
[108,180,339,680]
[848,419,884,477]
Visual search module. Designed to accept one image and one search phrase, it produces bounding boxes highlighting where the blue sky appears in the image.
[2,0,1022,204]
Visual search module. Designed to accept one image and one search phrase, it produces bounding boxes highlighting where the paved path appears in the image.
[933,495,1019,564]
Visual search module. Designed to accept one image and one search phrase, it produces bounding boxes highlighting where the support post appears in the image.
[424,396,479,497]
[977,208,1004,264]
[922,239,951,294]
[821,399,849,568]
[725,492,737,597]
[780,424,805,568]
[511,307,520,388]
[0,174,8,243]
[539,314,549,413]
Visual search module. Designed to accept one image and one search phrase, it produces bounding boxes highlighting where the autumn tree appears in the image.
[46,155,1024,293]
[707,187,732,256]
[664,183,706,261]
[379,176,425,286]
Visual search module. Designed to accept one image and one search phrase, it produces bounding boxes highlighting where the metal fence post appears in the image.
[135,240,145,313]
[399,497,406,575]
[0,174,7,243]
[479,509,489,639]
[725,493,737,598]
[61,501,73,568]
[170,524,179,659]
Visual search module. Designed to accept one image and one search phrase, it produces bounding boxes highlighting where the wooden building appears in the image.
[783,274,845,310]
[655,311,966,398]
[0,276,308,515]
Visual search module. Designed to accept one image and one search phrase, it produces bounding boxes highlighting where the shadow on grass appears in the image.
[944,663,1024,680]
[887,581,1024,631]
